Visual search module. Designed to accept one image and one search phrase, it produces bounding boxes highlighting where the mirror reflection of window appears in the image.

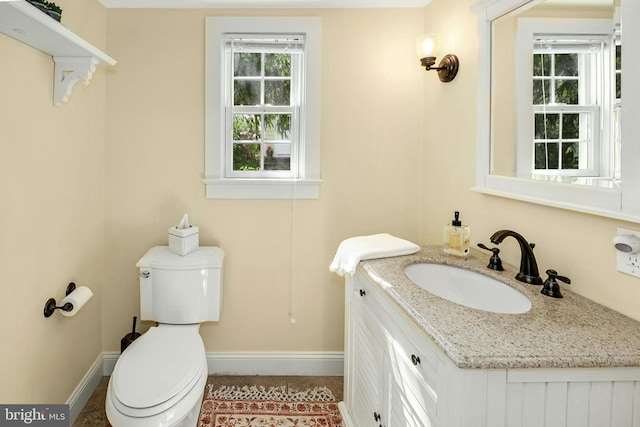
[513,17,618,186]
[532,36,604,177]
[614,24,622,180]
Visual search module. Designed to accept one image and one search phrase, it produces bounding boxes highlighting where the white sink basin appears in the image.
[404,263,531,314]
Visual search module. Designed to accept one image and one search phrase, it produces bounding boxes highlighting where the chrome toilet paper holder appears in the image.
[44,282,76,318]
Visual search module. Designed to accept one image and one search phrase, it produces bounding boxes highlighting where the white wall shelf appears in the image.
[0,0,116,106]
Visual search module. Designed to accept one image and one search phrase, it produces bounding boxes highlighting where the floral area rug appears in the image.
[198,385,343,427]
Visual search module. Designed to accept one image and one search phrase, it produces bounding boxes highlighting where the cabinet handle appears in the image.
[373,412,381,422]
[359,289,366,297]
[411,354,421,366]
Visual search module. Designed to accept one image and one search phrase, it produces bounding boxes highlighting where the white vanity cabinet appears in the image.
[341,267,640,427]
[343,269,440,427]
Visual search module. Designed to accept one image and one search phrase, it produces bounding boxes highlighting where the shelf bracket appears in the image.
[53,57,100,107]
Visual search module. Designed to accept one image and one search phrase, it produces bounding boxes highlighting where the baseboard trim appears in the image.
[103,351,120,375]
[101,351,344,376]
[206,352,344,376]
[66,353,104,426]
[73,350,343,423]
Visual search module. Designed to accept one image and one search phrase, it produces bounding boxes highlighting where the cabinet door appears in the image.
[349,310,385,427]
[388,377,436,427]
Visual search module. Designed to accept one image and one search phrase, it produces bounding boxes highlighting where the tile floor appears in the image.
[72,375,344,427]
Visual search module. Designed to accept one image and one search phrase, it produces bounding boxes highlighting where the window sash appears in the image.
[226,105,299,178]
[521,30,613,179]
[532,105,600,176]
[223,36,303,179]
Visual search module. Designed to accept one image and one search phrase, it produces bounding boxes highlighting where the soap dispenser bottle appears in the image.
[444,211,470,257]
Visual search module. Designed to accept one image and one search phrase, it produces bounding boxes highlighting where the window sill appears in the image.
[203,178,321,199]
[472,174,640,223]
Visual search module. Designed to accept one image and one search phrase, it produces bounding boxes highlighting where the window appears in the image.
[227,36,300,178]
[613,25,622,180]
[205,17,322,199]
[532,39,602,177]
[515,19,617,185]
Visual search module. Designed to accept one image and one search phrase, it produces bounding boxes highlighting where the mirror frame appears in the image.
[472,0,640,223]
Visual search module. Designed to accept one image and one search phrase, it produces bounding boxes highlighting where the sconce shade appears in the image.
[416,34,440,59]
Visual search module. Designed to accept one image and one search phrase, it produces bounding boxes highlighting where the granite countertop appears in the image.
[359,246,640,370]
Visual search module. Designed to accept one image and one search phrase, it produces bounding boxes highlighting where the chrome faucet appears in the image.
[490,230,543,285]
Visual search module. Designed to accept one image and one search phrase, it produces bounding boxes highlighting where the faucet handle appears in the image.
[477,243,504,271]
[541,269,571,298]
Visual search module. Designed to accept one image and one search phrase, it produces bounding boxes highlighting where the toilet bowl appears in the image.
[105,246,224,427]
[106,324,207,427]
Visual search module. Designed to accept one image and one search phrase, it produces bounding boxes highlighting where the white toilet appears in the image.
[106,246,224,427]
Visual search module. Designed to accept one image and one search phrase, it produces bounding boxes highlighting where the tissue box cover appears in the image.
[168,226,199,256]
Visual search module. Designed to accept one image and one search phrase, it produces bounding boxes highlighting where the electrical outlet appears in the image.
[616,228,640,278]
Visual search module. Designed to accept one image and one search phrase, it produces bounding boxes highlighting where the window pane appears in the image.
[562,142,579,169]
[264,143,291,171]
[234,53,261,77]
[533,53,551,76]
[562,113,579,139]
[533,79,550,104]
[233,114,261,141]
[264,80,291,105]
[616,45,622,99]
[555,53,578,76]
[534,143,547,169]
[547,142,559,169]
[535,113,559,140]
[264,114,291,140]
[555,79,579,104]
[534,143,562,170]
[265,53,291,77]
[233,143,260,170]
[616,74,622,100]
[234,80,260,106]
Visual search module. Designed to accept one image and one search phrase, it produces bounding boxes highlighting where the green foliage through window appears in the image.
[231,49,295,173]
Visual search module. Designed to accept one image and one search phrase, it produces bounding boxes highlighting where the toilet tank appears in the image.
[136,246,224,324]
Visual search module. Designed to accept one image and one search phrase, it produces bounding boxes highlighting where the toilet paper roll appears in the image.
[59,286,93,317]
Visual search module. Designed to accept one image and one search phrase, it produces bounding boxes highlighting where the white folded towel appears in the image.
[330,233,420,277]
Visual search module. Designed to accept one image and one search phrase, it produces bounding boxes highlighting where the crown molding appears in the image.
[99,0,430,8]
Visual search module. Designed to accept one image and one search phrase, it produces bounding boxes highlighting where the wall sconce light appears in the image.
[416,34,459,82]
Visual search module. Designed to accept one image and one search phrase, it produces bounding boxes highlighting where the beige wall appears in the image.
[0,0,107,403]
[5,0,640,406]
[104,8,423,352]
[421,0,640,321]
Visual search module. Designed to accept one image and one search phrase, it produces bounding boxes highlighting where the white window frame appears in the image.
[204,17,322,199]
[533,107,600,174]
[515,18,614,181]
[473,0,640,222]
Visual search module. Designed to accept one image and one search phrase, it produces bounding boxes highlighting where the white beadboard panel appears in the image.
[521,382,545,427]
[611,382,635,426]
[544,382,568,427]
[505,382,524,427]
[484,370,508,427]
[634,382,640,425]
[566,382,592,427]
[504,377,640,427]
[589,381,614,426]
[460,370,483,427]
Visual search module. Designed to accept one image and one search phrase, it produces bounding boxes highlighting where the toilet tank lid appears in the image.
[136,246,224,269]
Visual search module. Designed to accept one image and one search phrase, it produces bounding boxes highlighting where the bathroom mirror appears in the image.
[473,0,640,222]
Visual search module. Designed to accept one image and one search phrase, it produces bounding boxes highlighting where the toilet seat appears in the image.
[110,325,206,418]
